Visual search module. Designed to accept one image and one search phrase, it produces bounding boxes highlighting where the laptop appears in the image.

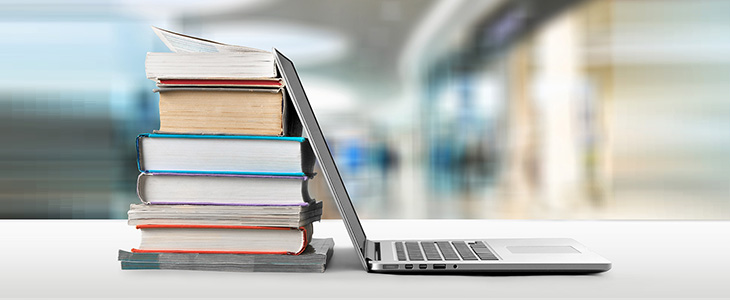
[274,49,611,274]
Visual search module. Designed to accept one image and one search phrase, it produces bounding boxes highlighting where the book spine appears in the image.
[300,139,315,175]
[282,91,303,137]
[136,173,144,203]
[142,172,308,179]
[142,170,307,177]
[144,133,305,142]
[143,202,309,206]
[157,79,283,87]
[135,134,149,173]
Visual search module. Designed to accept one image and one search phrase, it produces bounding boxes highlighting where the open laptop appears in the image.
[274,49,611,274]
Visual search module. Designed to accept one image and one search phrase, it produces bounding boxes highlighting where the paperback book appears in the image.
[127,202,322,227]
[119,238,334,273]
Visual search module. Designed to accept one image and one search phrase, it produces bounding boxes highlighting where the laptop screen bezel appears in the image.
[274,49,369,269]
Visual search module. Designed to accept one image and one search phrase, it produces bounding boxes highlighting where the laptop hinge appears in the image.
[365,240,380,261]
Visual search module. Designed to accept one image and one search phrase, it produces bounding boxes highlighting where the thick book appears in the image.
[133,224,313,255]
[127,202,322,227]
[136,173,314,206]
[145,52,276,80]
[136,134,314,176]
[119,238,334,273]
[155,88,296,136]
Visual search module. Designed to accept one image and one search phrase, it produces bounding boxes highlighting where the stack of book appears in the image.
[118,27,332,273]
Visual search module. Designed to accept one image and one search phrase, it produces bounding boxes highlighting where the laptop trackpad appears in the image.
[507,246,580,254]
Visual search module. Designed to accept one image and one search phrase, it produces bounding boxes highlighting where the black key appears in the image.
[473,249,493,255]
[421,242,442,261]
[405,241,424,261]
[395,242,407,261]
[436,241,460,261]
[469,241,499,260]
[452,241,478,260]
[477,253,498,260]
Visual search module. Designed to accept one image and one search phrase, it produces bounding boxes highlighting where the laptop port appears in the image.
[382,264,399,270]
[405,264,413,269]
[419,264,427,269]
[433,264,446,269]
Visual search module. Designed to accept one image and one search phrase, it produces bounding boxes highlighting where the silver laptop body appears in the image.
[274,49,611,274]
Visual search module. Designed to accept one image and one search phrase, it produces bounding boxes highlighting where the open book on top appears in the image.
[146,27,278,80]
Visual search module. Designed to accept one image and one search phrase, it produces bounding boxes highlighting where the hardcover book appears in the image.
[136,173,314,206]
[157,88,286,136]
[136,134,314,176]
[133,224,313,255]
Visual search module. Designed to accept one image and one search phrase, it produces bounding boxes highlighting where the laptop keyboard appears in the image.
[395,241,498,261]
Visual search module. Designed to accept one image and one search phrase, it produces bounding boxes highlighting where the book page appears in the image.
[152,26,268,53]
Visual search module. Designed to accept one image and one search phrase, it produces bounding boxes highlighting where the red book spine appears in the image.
[158,79,283,87]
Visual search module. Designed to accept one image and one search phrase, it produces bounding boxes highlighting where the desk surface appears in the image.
[1,219,728,298]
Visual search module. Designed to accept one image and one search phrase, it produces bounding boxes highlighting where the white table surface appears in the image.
[1,219,728,299]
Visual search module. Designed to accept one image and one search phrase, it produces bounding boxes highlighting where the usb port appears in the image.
[433,264,446,269]
[405,264,413,269]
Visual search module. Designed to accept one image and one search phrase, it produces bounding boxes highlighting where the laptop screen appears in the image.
[274,49,369,263]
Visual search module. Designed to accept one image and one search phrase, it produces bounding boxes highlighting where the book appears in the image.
[133,224,313,255]
[127,202,323,227]
[119,238,334,273]
[156,88,290,136]
[145,52,276,80]
[156,79,284,88]
[136,173,314,206]
[136,134,314,176]
[151,26,267,54]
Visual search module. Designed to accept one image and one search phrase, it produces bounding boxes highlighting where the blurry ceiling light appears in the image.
[203,21,349,67]
[115,0,271,19]
[399,0,503,78]
[0,0,273,22]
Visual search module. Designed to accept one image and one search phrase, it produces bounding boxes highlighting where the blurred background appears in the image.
[1,0,728,219]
